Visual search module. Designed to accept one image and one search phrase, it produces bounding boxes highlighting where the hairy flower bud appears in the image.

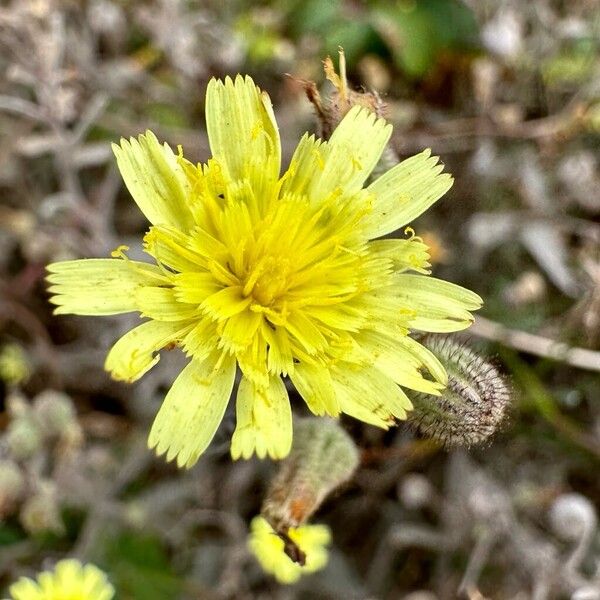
[406,336,510,447]
[19,482,64,535]
[6,417,43,461]
[0,460,25,519]
[262,418,359,534]
[33,390,77,437]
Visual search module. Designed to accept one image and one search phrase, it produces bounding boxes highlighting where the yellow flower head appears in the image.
[47,75,482,468]
[248,516,330,584]
[8,559,114,600]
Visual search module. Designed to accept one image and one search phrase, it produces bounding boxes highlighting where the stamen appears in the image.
[111,242,170,282]
[243,258,266,297]
[110,244,130,259]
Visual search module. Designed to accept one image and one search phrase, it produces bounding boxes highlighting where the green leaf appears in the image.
[0,523,25,546]
[374,0,479,78]
[105,531,183,600]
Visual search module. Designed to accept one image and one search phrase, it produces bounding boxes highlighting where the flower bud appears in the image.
[406,336,510,447]
[56,422,85,455]
[262,418,359,533]
[6,417,43,460]
[19,482,64,535]
[0,460,26,519]
[33,390,77,437]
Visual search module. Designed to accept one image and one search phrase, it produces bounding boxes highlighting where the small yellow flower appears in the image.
[248,516,330,584]
[8,559,114,600]
[47,75,482,468]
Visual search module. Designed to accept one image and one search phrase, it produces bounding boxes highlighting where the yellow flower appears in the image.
[8,559,114,600]
[47,75,482,468]
[248,516,330,584]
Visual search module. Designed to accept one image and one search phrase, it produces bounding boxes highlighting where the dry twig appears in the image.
[470,316,600,373]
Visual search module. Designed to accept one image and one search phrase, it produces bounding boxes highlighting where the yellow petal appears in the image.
[148,352,236,468]
[10,559,114,600]
[247,516,331,585]
[290,362,340,417]
[284,311,327,355]
[331,365,412,427]
[205,75,280,187]
[373,355,443,395]
[135,286,200,321]
[324,105,392,193]
[364,150,453,239]
[395,334,448,384]
[219,310,263,352]
[280,133,327,199]
[395,274,483,332]
[398,274,483,309]
[201,286,252,320]
[231,375,292,460]
[288,523,331,573]
[113,131,194,230]
[261,323,294,376]
[369,237,431,274]
[181,316,219,361]
[105,320,192,383]
[358,330,448,386]
[284,106,391,203]
[47,259,164,316]
[172,272,222,304]
[10,578,41,599]
[143,226,206,273]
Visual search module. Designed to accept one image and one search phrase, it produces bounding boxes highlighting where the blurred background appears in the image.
[1,0,600,598]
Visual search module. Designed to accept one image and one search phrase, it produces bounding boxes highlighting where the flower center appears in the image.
[242,255,292,306]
